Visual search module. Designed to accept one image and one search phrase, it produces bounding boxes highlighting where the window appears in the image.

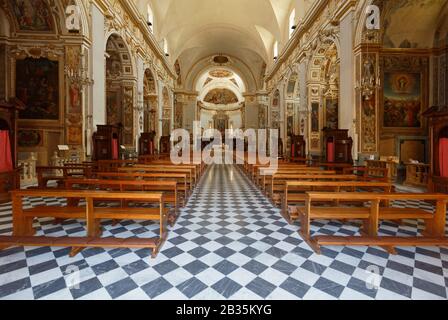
[289,8,296,38]
[163,38,169,57]
[147,5,153,32]
[273,41,279,60]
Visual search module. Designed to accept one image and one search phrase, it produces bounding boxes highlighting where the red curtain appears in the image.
[0,131,13,173]
[112,139,119,160]
[327,141,335,163]
[439,138,448,178]
[291,144,295,161]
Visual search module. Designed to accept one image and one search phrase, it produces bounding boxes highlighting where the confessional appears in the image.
[322,128,353,164]
[92,125,122,161]
[424,106,448,193]
[289,135,306,160]
[0,99,23,203]
[139,131,156,156]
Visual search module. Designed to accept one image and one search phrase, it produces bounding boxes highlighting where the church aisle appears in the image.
[0,165,447,300]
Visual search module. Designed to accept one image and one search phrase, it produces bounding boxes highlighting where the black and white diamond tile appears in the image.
[0,165,447,300]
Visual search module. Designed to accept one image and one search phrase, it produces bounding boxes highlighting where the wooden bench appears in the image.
[119,166,196,187]
[282,180,393,223]
[0,190,169,258]
[65,178,180,226]
[259,170,337,193]
[269,174,356,201]
[97,160,139,173]
[96,172,190,205]
[299,192,448,254]
[255,167,329,188]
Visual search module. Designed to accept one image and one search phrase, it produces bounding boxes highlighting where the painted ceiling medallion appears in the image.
[209,69,233,78]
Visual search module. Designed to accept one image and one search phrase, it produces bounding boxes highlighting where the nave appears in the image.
[0,165,446,300]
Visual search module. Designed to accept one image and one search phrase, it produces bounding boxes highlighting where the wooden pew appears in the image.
[258,169,337,192]
[65,178,179,226]
[97,160,139,173]
[119,166,196,187]
[0,189,169,258]
[299,192,448,254]
[282,180,392,223]
[269,173,354,201]
[96,172,190,205]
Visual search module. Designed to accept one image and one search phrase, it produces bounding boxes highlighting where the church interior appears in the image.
[0,0,448,300]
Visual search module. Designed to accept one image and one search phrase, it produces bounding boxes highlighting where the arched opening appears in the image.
[105,34,135,146]
[196,67,246,142]
[161,87,171,137]
[289,8,296,39]
[143,68,157,133]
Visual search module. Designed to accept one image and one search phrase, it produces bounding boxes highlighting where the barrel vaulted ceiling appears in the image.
[135,0,316,91]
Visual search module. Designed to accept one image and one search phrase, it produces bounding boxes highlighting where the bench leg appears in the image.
[69,247,84,258]
[299,231,321,255]
[151,231,168,259]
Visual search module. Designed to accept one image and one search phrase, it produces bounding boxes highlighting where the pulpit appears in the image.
[423,106,448,193]
[290,135,306,161]
[0,99,23,203]
[322,128,353,164]
[92,125,122,161]
[139,131,156,156]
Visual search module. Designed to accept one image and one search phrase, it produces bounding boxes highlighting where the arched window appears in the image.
[163,38,169,57]
[147,4,154,32]
[273,41,279,60]
[289,8,296,38]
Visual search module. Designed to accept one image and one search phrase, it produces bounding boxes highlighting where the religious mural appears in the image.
[16,58,59,120]
[383,72,422,128]
[325,99,338,130]
[204,89,238,105]
[17,129,43,147]
[209,69,233,78]
[8,0,54,32]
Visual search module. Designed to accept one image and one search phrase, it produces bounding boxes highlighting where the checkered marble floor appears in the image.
[0,164,447,300]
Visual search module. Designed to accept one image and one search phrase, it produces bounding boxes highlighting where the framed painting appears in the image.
[16,58,59,121]
[383,72,422,128]
[8,0,54,32]
[67,126,82,145]
[325,98,338,130]
[380,55,428,135]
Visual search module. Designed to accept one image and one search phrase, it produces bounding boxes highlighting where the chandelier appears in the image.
[64,53,93,87]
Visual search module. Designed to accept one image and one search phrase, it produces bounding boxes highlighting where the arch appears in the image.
[143,68,158,133]
[186,54,258,93]
[105,33,135,77]
[161,87,172,137]
[105,33,136,146]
